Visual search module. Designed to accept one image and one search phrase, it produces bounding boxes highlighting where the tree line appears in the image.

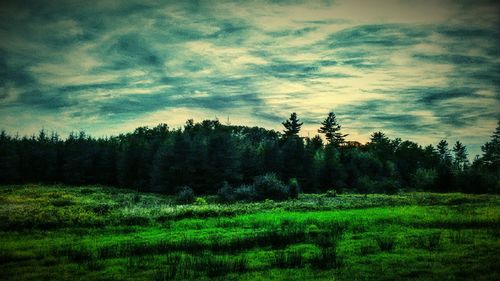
[0,113,499,195]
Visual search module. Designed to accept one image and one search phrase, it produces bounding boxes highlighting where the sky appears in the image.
[0,0,499,156]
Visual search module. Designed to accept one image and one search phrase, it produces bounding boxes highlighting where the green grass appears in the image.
[0,184,499,280]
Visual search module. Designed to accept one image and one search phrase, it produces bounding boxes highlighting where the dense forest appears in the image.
[0,113,499,196]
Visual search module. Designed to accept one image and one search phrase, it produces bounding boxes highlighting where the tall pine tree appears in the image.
[318,112,348,147]
[480,120,500,172]
[452,141,469,171]
[282,113,303,138]
[437,140,452,166]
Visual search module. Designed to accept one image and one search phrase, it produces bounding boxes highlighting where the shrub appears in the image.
[222,174,292,202]
[288,178,301,199]
[176,186,195,204]
[233,184,256,201]
[253,173,289,201]
[194,197,207,205]
[217,181,235,203]
[325,189,337,197]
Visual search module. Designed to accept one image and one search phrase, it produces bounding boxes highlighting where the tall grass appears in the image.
[311,247,343,269]
[153,253,247,279]
[272,250,305,268]
[375,235,397,252]
[410,232,442,251]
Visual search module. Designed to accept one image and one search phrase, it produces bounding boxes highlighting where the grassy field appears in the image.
[0,185,499,280]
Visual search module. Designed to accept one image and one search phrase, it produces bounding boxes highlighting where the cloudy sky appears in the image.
[0,0,499,155]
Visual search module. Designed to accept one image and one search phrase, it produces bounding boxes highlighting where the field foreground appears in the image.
[0,185,499,280]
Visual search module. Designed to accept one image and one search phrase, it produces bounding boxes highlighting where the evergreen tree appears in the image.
[282,113,303,138]
[437,140,452,165]
[435,140,453,192]
[368,132,394,160]
[480,120,500,172]
[452,141,469,171]
[318,112,348,146]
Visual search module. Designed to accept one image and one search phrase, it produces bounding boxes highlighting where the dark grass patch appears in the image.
[91,203,113,215]
[120,215,151,226]
[125,255,156,272]
[359,243,379,255]
[350,222,368,234]
[51,198,73,207]
[157,208,240,221]
[310,247,343,269]
[79,188,95,195]
[410,232,442,251]
[153,253,247,279]
[58,245,104,270]
[0,250,33,264]
[375,235,396,252]
[448,230,473,244]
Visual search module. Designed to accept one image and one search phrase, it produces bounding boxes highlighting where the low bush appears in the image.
[325,189,337,198]
[253,173,289,201]
[217,181,235,203]
[176,186,195,204]
[288,178,301,199]
[194,197,207,205]
[217,174,292,202]
[233,184,256,201]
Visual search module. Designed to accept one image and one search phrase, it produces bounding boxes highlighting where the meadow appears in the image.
[0,185,499,281]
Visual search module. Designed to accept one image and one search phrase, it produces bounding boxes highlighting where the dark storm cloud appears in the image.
[391,87,476,106]
[412,54,488,65]
[94,92,264,118]
[15,89,76,110]
[0,51,35,88]
[102,34,163,70]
